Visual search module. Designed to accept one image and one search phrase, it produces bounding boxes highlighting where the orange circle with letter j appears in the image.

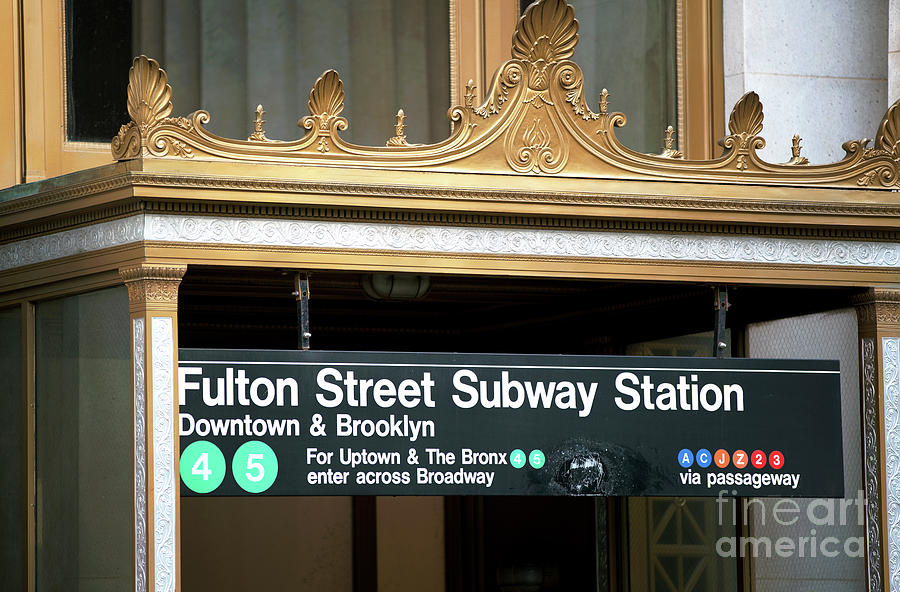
[714,449,730,468]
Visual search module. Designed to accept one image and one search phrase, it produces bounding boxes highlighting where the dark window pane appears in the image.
[65,0,132,142]
[0,307,22,591]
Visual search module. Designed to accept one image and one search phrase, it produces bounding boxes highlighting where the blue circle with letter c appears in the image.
[696,448,712,468]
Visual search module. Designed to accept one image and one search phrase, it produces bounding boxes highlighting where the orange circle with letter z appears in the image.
[732,449,748,469]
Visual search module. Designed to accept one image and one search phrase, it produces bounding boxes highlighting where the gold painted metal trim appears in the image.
[854,290,900,592]
[20,0,113,185]
[122,263,184,592]
[4,238,900,306]
[0,0,24,188]
[680,0,725,160]
[110,0,898,189]
[675,0,685,156]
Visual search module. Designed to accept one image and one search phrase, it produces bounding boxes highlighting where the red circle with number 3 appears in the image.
[750,449,767,469]
[769,450,784,470]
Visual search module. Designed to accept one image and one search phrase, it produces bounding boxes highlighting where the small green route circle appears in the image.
[180,441,226,494]
[529,449,546,469]
[232,441,279,493]
[510,449,527,469]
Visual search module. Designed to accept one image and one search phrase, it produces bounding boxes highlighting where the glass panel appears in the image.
[66,0,450,146]
[35,287,131,592]
[569,0,678,154]
[746,310,865,589]
[0,307,23,591]
[65,0,133,141]
[625,331,739,592]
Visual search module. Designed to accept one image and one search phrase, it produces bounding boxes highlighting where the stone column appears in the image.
[120,264,187,592]
[855,288,900,592]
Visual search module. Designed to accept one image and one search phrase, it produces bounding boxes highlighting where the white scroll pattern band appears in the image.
[2,214,900,271]
[884,337,900,592]
[133,318,147,592]
[145,214,900,267]
[0,215,143,271]
[152,317,176,592]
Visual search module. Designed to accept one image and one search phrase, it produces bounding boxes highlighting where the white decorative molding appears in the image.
[3,213,900,272]
[152,317,176,592]
[145,214,900,267]
[864,338,883,592]
[0,215,143,271]
[134,318,147,592]
[884,337,900,592]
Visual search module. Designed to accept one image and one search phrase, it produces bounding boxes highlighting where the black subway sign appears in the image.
[177,349,844,498]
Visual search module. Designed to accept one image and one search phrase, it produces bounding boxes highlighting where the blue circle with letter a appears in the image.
[677,449,694,468]
[695,448,712,468]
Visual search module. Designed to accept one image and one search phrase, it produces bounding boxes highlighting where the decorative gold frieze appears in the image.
[110,0,900,189]
[853,289,900,332]
[120,264,187,309]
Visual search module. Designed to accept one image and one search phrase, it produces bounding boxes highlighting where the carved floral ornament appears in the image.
[119,264,187,306]
[111,0,900,188]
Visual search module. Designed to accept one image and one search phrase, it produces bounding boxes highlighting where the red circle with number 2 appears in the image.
[768,450,784,470]
[750,450,767,469]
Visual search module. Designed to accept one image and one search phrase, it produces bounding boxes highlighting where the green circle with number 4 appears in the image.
[529,449,546,469]
[510,449,526,469]
[180,441,226,494]
[232,441,278,493]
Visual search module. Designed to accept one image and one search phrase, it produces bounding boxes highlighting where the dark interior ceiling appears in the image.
[178,266,864,354]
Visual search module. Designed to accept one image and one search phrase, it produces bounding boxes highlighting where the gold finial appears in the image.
[248,104,269,141]
[465,79,476,108]
[599,89,610,115]
[785,133,809,165]
[395,109,406,138]
[386,108,410,147]
[657,125,683,159]
[664,126,676,150]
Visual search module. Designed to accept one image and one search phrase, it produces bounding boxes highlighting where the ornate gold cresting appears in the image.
[111,0,900,188]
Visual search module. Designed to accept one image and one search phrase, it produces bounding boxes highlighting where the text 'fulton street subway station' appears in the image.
[3,0,900,591]
[177,350,843,498]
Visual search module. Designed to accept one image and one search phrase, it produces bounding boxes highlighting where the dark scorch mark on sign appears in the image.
[534,439,668,495]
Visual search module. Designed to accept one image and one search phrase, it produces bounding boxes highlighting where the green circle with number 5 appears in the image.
[232,441,278,493]
[529,449,546,469]
[180,441,226,494]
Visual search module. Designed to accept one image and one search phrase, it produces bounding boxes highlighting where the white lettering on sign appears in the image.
[178,367,299,407]
[450,369,598,417]
[315,368,436,409]
[613,372,744,412]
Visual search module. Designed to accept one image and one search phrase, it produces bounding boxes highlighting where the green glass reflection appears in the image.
[35,287,131,592]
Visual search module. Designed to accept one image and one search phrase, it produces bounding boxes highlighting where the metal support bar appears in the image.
[713,286,729,358]
[294,273,311,350]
